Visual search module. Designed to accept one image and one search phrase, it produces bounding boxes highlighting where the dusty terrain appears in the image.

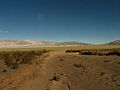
[0,51,120,90]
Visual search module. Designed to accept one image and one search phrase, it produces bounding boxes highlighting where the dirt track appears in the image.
[0,52,120,90]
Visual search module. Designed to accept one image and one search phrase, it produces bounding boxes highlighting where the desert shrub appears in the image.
[65,49,81,53]
[71,50,81,53]
[65,50,72,53]
[106,51,120,56]
[0,49,49,69]
[97,53,104,56]
[65,48,120,56]
[60,58,64,61]
[2,69,7,73]
[117,62,120,64]
[81,51,93,55]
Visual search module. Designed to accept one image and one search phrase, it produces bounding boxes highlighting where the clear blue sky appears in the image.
[0,0,120,44]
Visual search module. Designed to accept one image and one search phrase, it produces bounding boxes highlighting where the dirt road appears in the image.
[0,52,120,90]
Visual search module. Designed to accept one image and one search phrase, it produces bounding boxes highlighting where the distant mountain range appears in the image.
[107,40,120,45]
[0,40,90,46]
[0,40,56,46]
[0,40,119,46]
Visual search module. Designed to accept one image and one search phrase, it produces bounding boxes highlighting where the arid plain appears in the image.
[0,45,120,90]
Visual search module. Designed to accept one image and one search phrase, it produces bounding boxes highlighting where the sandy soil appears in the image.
[0,51,120,90]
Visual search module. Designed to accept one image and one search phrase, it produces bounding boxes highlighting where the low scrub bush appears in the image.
[106,51,120,56]
[65,49,120,56]
[0,49,49,69]
[66,49,81,53]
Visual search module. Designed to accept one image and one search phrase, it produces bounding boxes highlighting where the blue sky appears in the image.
[0,0,120,44]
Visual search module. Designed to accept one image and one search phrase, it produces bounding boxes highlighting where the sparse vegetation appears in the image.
[66,48,120,56]
[106,51,120,56]
[0,46,120,90]
[60,58,64,61]
[0,49,49,69]
[117,62,120,64]
[66,49,81,53]
[2,69,7,73]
